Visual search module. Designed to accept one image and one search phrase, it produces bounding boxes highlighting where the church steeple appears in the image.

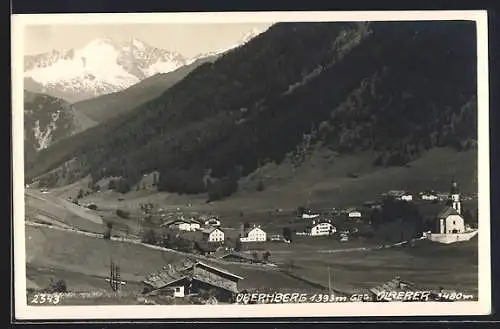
[450,178,461,214]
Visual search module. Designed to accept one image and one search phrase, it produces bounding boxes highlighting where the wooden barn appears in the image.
[143,260,244,303]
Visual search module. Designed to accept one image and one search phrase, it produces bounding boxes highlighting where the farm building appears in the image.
[302,212,320,219]
[143,260,244,303]
[347,210,362,219]
[164,217,201,231]
[202,227,225,243]
[240,226,267,243]
[220,252,258,264]
[268,234,284,242]
[419,191,438,201]
[204,217,221,227]
[400,194,413,202]
[363,201,382,209]
[306,221,336,236]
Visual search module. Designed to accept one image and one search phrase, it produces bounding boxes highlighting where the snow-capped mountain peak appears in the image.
[131,38,146,50]
[24,37,188,102]
[186,27,268,64]
[240,27,265,44]
[24,27,269,103]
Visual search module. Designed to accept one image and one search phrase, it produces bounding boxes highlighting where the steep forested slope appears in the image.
[23,91,93,163]
[28,21,477,201]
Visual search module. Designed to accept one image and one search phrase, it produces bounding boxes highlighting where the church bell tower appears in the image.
[450,178,461,215]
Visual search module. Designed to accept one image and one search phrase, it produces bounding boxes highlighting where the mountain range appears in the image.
[23,28,265,103]
[26,21,478,203]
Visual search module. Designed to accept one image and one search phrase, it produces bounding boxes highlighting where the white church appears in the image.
[423,179,478,244]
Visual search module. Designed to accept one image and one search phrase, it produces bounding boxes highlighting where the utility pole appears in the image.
[107,258,126,292]
[328,266,332,295]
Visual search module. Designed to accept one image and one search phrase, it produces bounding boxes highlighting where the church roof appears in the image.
[437,206,460,219]
[418,204,461,220]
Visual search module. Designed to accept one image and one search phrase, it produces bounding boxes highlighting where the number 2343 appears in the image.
[30,293,61,305]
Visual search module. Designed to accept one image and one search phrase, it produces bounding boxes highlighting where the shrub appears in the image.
[116,209,130,219]
[87,204,98,210]
[48,279,67,293]
[108,179,117,190]
[142,229,159,245]
[103,222,113,240]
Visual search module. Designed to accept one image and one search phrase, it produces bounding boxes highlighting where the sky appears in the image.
[23,23,274,58]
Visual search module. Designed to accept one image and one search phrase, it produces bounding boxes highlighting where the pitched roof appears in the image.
[369,277,416,296]
[192,261,244,281]
[417,204,462,222]
[243,226,265,236]
[202,227,223,234]
[437,206,461,219]
[143,259,196,289]
[143,259,243,290]
[164,218,190,226]
[311,222,333,228]
[220,252,253,261]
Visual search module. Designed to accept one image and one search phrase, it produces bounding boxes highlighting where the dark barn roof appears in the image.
[143,260,244,293]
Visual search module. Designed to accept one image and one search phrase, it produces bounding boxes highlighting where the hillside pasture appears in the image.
[271,238,478,295]
[25,226,326,296]
[25,189,105,233]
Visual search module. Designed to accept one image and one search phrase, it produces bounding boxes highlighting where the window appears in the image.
[175,287,181,292]
[453,220,456,225]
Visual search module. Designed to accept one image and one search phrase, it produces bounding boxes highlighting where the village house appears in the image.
[204,217,221,227]
[385,190,414,201]
[268,234,284,242]
[363,201,382,210]
[436,192,451,202]
[143,260,244,302]
[307,221,336,236]
[348,210,362,219]
[420,191,438,201]
[384,190,404,199]
[240,225,267,242]
[164,217,201,232]
[301,209,320,219]
[400,193,413,202]
[202,227,225,243]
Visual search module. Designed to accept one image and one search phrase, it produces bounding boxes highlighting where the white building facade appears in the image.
[240,227,267,242]
[203,227,225,242]
[400,194,413,201]
[348,211,362,219]
[171,220,201,232]
[309,222,336,236]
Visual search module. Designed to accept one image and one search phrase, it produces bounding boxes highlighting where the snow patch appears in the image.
[32,109,62,150]
[132,38,145,50]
